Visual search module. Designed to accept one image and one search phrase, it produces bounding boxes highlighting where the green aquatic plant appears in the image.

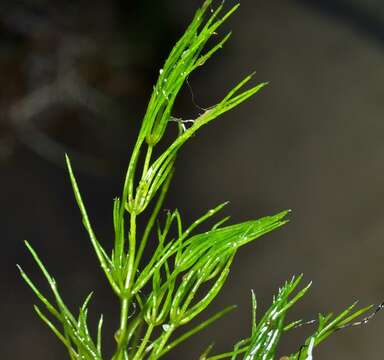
[18,1,381,359]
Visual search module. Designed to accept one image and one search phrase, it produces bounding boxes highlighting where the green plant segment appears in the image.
[18,1,379,359]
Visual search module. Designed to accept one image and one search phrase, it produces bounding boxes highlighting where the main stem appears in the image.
[114,212,137,360]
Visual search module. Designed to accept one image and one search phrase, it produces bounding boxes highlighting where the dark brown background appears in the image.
[2,0,384,359]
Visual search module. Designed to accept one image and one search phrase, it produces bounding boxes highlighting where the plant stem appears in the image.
[132,323,155,360]
[125,212,137,297]
[122,137,145,206]
[149,325,175,360]
[128,318,145,358]
[142,145,153,179]
[114,212,137,360]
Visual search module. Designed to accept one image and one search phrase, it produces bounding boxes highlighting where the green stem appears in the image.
[122,134,146,211]
[125,212,137,296]
[114,212,137,360]
[142,145,153,179]
[149,325,175,360]
[133,323,155,360]
[127,313,145,346]
[128,319,145,358]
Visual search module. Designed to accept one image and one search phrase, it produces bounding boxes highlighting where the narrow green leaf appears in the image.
[34,305,78,359]
[65,154,120,296]
[17,263,60,320]
[199,342,215,360]
[97,314,104,354]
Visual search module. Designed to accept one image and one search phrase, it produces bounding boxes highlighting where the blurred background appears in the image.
[2,0,384,358]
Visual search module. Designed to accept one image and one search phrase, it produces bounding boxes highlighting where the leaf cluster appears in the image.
[201,276,375,360]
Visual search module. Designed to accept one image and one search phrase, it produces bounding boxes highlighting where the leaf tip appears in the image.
[24,240,32,251]
[233,3,241,11]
